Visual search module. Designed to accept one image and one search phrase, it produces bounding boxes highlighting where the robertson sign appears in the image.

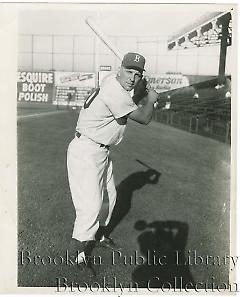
[17,71,54,102]
[145,73,189,93]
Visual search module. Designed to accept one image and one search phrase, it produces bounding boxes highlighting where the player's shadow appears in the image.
[104,168,161,236]
[132,220,194,288]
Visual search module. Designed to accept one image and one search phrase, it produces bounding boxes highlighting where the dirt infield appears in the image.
[18,109,231,291]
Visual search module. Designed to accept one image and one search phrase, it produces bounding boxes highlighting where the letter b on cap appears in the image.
[134,55,141,63]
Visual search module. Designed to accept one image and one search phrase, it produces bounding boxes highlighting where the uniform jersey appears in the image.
[76,73,138,146]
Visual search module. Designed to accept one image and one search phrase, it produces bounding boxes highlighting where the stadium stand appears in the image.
[153,76,231,143]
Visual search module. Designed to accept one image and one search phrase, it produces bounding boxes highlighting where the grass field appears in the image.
[17,104,231,291]
[17,102,58,115]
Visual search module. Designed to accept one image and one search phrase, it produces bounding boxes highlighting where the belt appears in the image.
[75,132,110,150]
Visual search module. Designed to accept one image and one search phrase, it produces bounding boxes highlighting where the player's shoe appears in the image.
[68,238,96,276]
[95,235,122,251]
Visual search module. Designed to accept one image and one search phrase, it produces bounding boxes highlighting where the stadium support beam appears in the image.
[218,13,231,84]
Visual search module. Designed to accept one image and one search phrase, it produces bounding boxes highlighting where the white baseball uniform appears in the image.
[67,73,138,242]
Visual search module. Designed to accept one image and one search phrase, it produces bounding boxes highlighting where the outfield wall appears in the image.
[17,70,220,106]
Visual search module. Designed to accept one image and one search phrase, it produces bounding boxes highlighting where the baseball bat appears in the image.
[86,17,123,61]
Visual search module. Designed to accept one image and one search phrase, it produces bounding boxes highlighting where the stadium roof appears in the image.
[168,12,223,42]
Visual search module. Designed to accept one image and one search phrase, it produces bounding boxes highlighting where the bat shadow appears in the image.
[132,220,194,288]
[104,168,161,237]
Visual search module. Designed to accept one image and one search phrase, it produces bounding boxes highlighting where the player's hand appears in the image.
[133,78,148,105]
[147,89,159,104]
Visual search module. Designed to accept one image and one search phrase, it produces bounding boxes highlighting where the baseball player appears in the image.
[67,52,158,268]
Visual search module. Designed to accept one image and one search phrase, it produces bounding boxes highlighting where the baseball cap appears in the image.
[121,52,145,73]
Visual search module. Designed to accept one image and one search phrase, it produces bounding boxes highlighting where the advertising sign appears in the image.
[54,72,96,88]
[145,72,189,93]
[17,71,54,102]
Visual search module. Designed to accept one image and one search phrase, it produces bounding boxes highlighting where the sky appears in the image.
[17,3,233,39]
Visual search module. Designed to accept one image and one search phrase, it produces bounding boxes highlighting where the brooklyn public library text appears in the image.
[20,249,238,271]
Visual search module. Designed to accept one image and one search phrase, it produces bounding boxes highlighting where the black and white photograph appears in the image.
[0,1,238,294]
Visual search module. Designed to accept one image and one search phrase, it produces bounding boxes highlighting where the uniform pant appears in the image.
[67,135,117,242]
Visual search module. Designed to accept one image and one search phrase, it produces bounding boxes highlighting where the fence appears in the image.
[18,34,230,76]
[152,88,231,144]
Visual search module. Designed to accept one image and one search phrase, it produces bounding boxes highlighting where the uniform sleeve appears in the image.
[100,85,138,119]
